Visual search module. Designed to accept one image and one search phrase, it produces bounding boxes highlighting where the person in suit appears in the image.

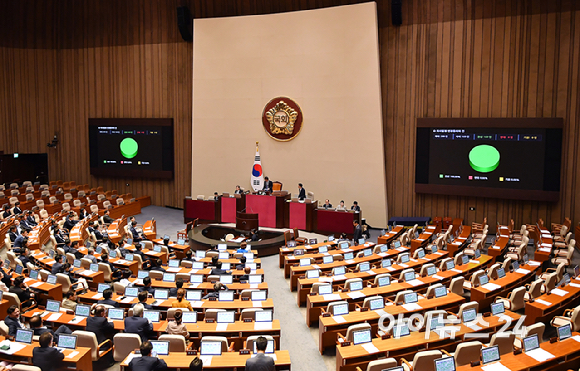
[353,220,362,242]
[63,212,78,231]
[213,192,219,201]
[12,229,28,253]
[238,267,252,282]
[132,291,153,310]
[53,226,66,246]
[351,201,360,212]
[26,211,38,226]
[11,201,22,215]
[99,253,124,280]
[97,288,119,307]
[8,226,18,242]
[250,229,259,242]
[102,210,115,224]
[322,199,333,209]
[83,248,98,264]
[130,221,144,242]
[86,305,115,347]
[88,221,103,241]
[202,283,228,300]
[169,278,184,297]
[10,276,34,308]
[189,358,203,371]
[139,277,156,296]
[2,205,12,219]
[18,247,32,268]
[297,183,306,200]
[210,262,229,276]
[51,254,64,275]
[29,315,72,342]
[0,260,12,288]
[245,336,275,371]
[33,332,64,371]
[262,177,273,192]
[133,243,148,262]
[149,258,166,273]
[124,303,154,342]
[128,341,168,371]
[61,291,78,312]
[235,256,247,271]
[4,306,24,337]
[234,185,243,195]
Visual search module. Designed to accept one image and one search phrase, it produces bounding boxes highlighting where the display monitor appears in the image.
[186,290,202,301]
[404,292,418,304]
[46,299,60,312]
[47,275,57,284]
[415,118,563,201]
[153,245,162,253]
[137,270,149,279]
[253,339,275,354]
[349,281,363,291]
[162,273,176,282]
[143,311,161,323]
[318,284,332,295]
[125,254,134,262]
[251,291,267,301]
[322,256,333,264]
[154,289,169,300]
[318,245,327,253]
[491,302,505,316]
[125,287,139,297]
[108,308,125,320]
[14,265,23,275]
[344,252,354,260]
[219,275,233,284]
[404,271,415,282]
[363,248,372,257]
[151,341,170,356]
[332,303,349,316]
[299,258,311,267]
[182,312,197,323]
[218,291,234,302]
[426,266,437,276]
[429,316,444,331]
[434,356,456,371]
[334,266,346,276]
[249,275,262,284]
[168,260,180,268]
[557,323,572,341]
[417,249,425,259]
[75,304,91,317]
[434,286,447,298]
[462,308,477,323]
[481,345,500,365]
[29,270,39,280]
[255,310,273,322]
[359,262,370,272]
[219,252,229,260]
[352,329,372,345]
[479,275,489,286]
[306,270,320,279]
[201,341,222,356]
[15,329,34,344]
[190,275,203,284]
[496,268,506,279]
[446,261,455,270]
[57,334,77,349]
[393,323,410,338]
[378,276,391,287]
[523,334,540,352]
[217,311,235,323]
[89,118,174,179]
[400,254,410,263]
[382,259,392,268]
[98,283,110,293]
[369,298,384,311]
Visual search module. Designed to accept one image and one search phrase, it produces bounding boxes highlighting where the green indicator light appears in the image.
[120,138,138,159]
[469,145,500,173]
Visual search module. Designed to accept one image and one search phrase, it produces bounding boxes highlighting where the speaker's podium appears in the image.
[236,211,259,231]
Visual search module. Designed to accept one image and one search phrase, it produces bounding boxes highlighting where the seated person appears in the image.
[88,221,103,241]
[213,192,219,201]
[139,277,156,295]
[236,256,247,271]
[10,276,34,308]
[322,199,333,209]
[262,176,273,192]
[7,226,17,241]
[166,309,189,340]
[0,260,12,288]
[210,261,229,276]
[33,332,64,371]
[237,241,250,254]
[99,253,124,280]
[13,229,29,252]
[202,283,228,300]
[189,358,203,371]
[53,226,66,246]
[172,288,193,311]
[132,290,153,310]
[63,212,78,231]
[250,229,259,242]
[149,258,166,273]
[18,247,32,268]
[351,201,360,212]
[209,256,219,268]
[336,200,347,211]
[29,315,72,342]
[11,201,22,215]
[234,185,243,194]
[83,248,98,264]
[133,243,148,261]
[130,221,144,242]
[51,254,65,275]
[124,304,154,342]
[245,336,275,371]
[128,341,168,371]
[169,278,184,297]
[61,291,78,312]
[86,305,115,347]
[4,305,24,337]
[102,210,114,224]
[183,250,195,262]
[97,288,119,307]
[238,267,252,282]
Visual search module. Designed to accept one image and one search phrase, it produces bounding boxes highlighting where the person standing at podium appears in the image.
[298,183,306,200]
[263,177,273,192]
[235,185,243,194]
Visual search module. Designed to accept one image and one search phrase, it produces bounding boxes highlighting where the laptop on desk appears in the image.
[56,334,77,352]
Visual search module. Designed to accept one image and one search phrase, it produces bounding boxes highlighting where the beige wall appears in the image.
[192,3,388,226]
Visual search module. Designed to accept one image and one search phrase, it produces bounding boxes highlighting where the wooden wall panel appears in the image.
[1,0,580,227]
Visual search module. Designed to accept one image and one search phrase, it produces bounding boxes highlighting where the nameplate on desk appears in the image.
[340,341,351,347]
[187,350,197,356]
[205,319,215,323]
[209,297,217,301]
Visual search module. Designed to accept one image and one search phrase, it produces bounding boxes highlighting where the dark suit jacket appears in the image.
[234,189,243,194]
[353,225,363,242]
[351,205,361,212]
[9,231,18,242]
[0,269,12,287]
[245,352,275,371]
[27,216,38,226]
[139,286,155,295]
[33,346,65,371]
[124,316,153,342]
[86,316,115,344]
[52,262,63,275]
[262,180,273,192]
[12,207,22,215]
[4,315,24,337]
[210,268,229,276]
[130,227,142,241]
[298,188,306,200]
[19,255,31,268]
[129,355,168,371]
[323,203,333,209]
[10,286,32,306]
[97,298,120,308]
[169,287,178,297]
[103,215,115,224]
[132,301,153,310]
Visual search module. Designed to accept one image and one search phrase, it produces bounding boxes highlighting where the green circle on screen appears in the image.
[120,138,138,159]
[469,145,500,173]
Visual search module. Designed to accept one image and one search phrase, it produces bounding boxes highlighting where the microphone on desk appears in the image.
[240,208,246,213]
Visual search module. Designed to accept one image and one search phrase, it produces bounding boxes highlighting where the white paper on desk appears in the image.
[282,248,289,252]
[435,252,445,255]
[199,356,212,366]
[252,301,262,308]
[539,248,552,253]
[323,294,341,301]
[333,316,347,324]
[366,270,375,275]
[465,322,482,331]
[570,283,580,288]
[572,335,580,342]
[312,265,320,269]
[386,267,395,272]
[24,278,33,283]
[30,282,44,288]
[361,342,380,354]
[189,283,200,289]
[469,260,480,264]
[535,299,552,306]
[396,247,406,252]
[528,260,541,266]
[515,268,531,274]
[322,252,329,255]
[481,283,501,291]
[215,323,228,331]
[45,260,56,264]
[115,259,127,264]
[0,340,26,355]
[374,309,386,317]
[254,322,273,331]
[406,279,423,287]
[166,267,181,273]
[319,277,333,283]
[492,246,500,250]
[525,348,555,362]
[47,313,62,322]
[402,303,422,311]
[481,362,512,371]
[66,350,79,359]
[92,293,103,299]
[345,259,355,264]
[68,316,84,324]
[332,275,346,281]
[451,268,463,273]
[377,253,387,257]
[410,258,418,263]
[347,291,365,299]
[41,311,51,318]
[551,288,569,297]
[191,301,204,308]
[342,248,352,252]
[433,275,445,281]
[121,297,134,303]
[249,284,259,289]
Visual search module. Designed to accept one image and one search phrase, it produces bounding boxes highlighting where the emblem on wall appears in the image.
[262,97,303,141]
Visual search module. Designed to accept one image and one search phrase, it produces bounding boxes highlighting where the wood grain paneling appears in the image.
[1,0,580,228]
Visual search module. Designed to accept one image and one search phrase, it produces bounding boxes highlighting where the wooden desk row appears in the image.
[524,276,580,325]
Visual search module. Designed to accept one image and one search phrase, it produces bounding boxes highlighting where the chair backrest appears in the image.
[200,336,229,352]
[528,279,543,299]
[113,282,126,295]
[344,278,363,291]
[365,358,397,371]
[36,199,44,209]
[56,273,72,293]
[80,258,92,269]
[205,309,225,320]
[544,273,558,292]
[470,270,486,287]
[373,273,391,286]
[98,263,113,281]
[0,320,9,336]
[457,302,479,319]
[148,271,163,280]
[72,330,99,361]
[39,269,50,281]
[241,308,262,320]
[394,290,413,304]
[454,341,482,367]
[555,263,566,281]
[40,209,49,219]
[12,366,42,371]
[26,194,34,201]
[272,181,282,191]
[411,350,442,371]
[133,254,143,269]
[439,258,452,271]
[116,198,125,205]
[327,301,349,314]
[507,287,526,311]
[362,296,384,309]
[113,333,141,361]
[196,195,205,200]
[420,263,436,277]
[487,263,501,280]
[240,289,259,299]
[90,205,99,213]
[167,308,190,320]
[158,334,187,352]
[62,202,71,211]
[399,268,415,281]
[425,283,443,298]
[103,200,111,209]
[490,331,515,355]
[345,323,372,342]
[310,282,330,294]
[523,323,545,340]
[180,260,192,269]
[64,193,73,200]
[66,253,75,265]
[454,252,465,266]
[4,292,20,308]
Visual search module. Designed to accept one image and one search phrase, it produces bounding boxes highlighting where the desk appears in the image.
[245,193,290,228]
[107,217,127,244]
[446,226,471,256]
[153,238,190,260]
[220,195,244,223]
[409,225,437,253]
[487,235,509,263]
[388,216,431,227]
[0,339,93,371]
[105,201,142,219]
[376,226,405,245]
[0,299,9,319]
[316,209,360,237]
[27,221,52,250]
[143,219,157,240]
[524,277,580,325]
[120,350,291,370]
[69,213,98,243]
[286,200,316,231]
[184,198,220,223]
[279,241,337,268]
